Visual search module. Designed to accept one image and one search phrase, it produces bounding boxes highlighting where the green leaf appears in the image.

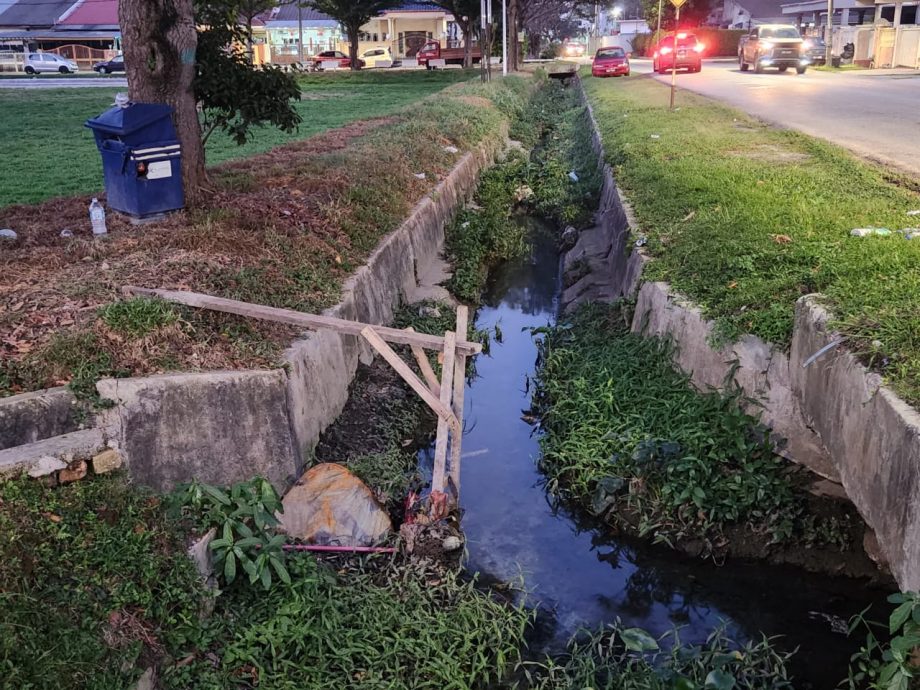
[270,555,291,585]
[260,565,272,590]
[235,536,262,550]
[704,670,736,690]
[620,627,659,652]
[208,538,231,550]
[673,677,697,690]
[203,484,231,506]
[223,551,237,583]
[890,602,914,634]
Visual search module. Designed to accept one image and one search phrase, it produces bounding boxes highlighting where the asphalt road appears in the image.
[629,58,920,176]
[0,76,127,89]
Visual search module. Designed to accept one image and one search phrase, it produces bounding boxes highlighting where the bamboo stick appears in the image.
[431,330,457,494]
[448,306,469,498]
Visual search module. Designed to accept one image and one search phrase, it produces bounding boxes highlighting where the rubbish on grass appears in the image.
[850,228,891,237]
[414,172,426,180]
[282,544,396,554]
[443,145,459,154]
[904,229,920,240]
[514,184,534,201]
[0,229,17,240]
[634,235,648,247]
[442,536,462,551]
[907,210,920,216]
[568,170,579,182]
[60,229,73,238]
[89,198,107,236]
[771,234,793,244]
[650,134,661,139]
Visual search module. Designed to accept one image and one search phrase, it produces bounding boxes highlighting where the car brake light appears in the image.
[693,43,705,53]
[676,32,688,39]
[660,46,672,54]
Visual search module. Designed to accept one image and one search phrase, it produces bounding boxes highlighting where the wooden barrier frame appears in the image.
[122,286,473,501]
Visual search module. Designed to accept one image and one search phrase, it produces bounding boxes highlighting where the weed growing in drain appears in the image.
[532,302,828,549]
[0,473,206,690]
[518,620,794,690]
[445,79,601,303]
[845,592,920,690]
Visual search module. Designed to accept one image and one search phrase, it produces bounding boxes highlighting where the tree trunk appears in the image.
[347,23,361,70]
[462,21,472,67]
[119,0,205,204]
[507,0,520,71]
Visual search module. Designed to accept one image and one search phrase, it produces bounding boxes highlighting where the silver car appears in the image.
[24,52,79,74]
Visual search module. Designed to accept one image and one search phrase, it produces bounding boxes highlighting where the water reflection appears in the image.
[419,217,887,689]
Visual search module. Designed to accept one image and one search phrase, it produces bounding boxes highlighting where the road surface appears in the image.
[629,59,920,176]
[0,76,127,89]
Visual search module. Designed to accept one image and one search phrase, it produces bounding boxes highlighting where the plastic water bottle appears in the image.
[89,198,107,236]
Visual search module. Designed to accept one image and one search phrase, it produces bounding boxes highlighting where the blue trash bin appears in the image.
[85,102,184,218]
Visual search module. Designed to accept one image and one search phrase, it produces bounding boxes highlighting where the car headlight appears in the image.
[760,41,774,50]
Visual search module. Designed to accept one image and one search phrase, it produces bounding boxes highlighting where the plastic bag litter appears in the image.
[414,172,426,180]
[851,228,892,237]
[0,229,16,240]
[568,171,579,182]
[443,145,459,154]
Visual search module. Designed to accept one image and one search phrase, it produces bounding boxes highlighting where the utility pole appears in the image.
[656,0,663,39]
[824,0,833,66]
[297,2,304,66]
[502,0,507,75]
[670,4,679,110]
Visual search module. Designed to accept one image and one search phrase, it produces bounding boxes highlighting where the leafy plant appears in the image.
[170,477,290,590]
[518,620,794,690]
[845,592,920,690]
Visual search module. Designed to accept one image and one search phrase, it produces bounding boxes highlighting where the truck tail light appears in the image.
[693,43,705,53]
[660,46,672,55]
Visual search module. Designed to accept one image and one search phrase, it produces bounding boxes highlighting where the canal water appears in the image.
[420,217,888,689]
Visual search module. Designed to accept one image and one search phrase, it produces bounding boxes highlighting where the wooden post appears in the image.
[360,326,459,434]
[405,327,441,396]
[448,306,469,498]
[431,330,457,494]
[121,286,482,356]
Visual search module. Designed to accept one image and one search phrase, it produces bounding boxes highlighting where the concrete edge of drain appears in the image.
[565,74,919,591]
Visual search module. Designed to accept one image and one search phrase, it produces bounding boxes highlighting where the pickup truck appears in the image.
[416,40,482,68]
[738,24,809,74]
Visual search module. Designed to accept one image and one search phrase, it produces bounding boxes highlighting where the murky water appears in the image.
[420,217,889,689]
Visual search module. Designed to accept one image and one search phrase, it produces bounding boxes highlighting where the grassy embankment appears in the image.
[583,75,920,406]
[0,70,474,207]
[0,73,528,400]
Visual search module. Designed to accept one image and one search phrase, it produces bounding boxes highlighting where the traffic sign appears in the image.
[670,0,687,7]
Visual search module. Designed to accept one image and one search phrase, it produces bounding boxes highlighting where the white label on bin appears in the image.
[147,161,172,180]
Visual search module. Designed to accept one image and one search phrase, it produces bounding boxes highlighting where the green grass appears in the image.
[0,70,475,207]
[533,302,846,549]
[0,474,205,690]
[582,74,920,405]
[0,471,531,689]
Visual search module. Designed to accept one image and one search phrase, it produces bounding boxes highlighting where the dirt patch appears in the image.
[729,144,811,164]
[0,114,463,396]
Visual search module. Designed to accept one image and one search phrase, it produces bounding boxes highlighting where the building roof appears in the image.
[0,0,77,28]
[57,0,117,26]
[384,2,443,10]
[264,3,337,24]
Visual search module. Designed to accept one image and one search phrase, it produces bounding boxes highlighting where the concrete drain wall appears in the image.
[563,77,920,590]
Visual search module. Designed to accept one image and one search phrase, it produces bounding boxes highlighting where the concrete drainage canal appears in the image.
[416,215,890,690]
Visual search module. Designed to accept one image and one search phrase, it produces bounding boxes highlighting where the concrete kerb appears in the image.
[0,386,81,451]
[565,72,920,587]
[89,132,506,493]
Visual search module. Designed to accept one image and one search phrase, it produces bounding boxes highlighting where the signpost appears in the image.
[669,0,686,111]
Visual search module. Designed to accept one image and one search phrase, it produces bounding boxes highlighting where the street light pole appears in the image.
[502,0,507,75]
[656,0,663,39]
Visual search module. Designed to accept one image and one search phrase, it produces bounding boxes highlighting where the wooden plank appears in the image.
[405,327,440,396]
[122,286,482,356]
[431,330,457,494]
[359,326,459,433]
[448,306,469,497]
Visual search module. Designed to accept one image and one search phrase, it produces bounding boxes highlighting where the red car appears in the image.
[652,32,704,73]
[311,50,365,70]
[591,46,630,77]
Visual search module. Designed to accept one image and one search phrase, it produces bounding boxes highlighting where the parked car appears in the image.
[93,54,124,74]
[23,52,78,74]
[359,47,393,67]
[591,46,630,77]
[803,37,827,65]
[652,32,704,73]
[416,40,482,67]
[738,24,808,74]
[311,50,364,70]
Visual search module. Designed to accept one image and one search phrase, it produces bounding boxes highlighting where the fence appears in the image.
[47,45,118,70]
[0,51,23,72]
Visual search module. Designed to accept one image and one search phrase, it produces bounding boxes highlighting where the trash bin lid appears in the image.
[85,102,175,136]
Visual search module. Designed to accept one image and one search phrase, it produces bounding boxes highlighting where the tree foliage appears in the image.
[195,0,302,145]
[309,0,400,68]
[641,0,713,30]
